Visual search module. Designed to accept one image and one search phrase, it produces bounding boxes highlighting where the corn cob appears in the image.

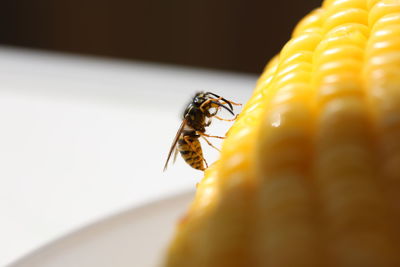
[164,0,400,266]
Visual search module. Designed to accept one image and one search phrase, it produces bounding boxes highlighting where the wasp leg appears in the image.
[205,92,241,107]
[214,114,239,122]
[199,98,218,113]
[222,100,242,106]
[197,131,225,139]
[200,97,230,112]
[183,136,209,169]
[201,136,221,152]
[200,97,235,117]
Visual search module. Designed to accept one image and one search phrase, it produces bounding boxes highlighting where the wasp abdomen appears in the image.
[178,135,205,171]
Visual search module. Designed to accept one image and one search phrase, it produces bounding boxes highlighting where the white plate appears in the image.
[9,192,194,267]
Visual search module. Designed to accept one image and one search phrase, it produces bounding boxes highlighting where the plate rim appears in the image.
[7,190,194,267]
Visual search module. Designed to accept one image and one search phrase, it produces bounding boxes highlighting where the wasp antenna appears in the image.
[206,92,234,111]
[206,92,220,98]
[220,97,234,111]
[210,101,235,116]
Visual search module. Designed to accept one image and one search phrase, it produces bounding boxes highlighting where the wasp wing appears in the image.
[173,145,179,164]
[163,120,186,171]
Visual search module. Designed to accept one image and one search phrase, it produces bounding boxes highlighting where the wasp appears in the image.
[164,92,241,171]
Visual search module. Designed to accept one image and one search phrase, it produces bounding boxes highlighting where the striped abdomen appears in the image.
[178,134,205,171]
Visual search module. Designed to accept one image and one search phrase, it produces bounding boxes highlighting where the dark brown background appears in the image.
[0,0,321,73]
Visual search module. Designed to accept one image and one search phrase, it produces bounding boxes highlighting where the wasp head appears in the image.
[183,92,235,131]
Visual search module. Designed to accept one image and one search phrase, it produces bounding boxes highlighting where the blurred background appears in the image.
[1,1,322,266]
[0,0,321,73]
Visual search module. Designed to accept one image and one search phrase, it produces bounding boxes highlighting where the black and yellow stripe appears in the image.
[178,134,205,171]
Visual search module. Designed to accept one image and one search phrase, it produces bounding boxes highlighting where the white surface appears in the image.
[0,46,257,266]
[9,192,194,267]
